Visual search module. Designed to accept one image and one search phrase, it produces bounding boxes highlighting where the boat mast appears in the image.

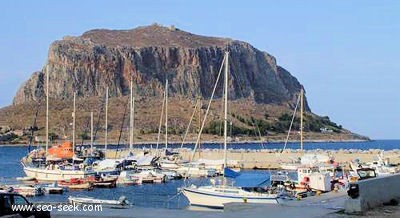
[73,91,76,159]
[156,89,165,150]
[90,111,93,156]
[46,66,49,153]
[300,89,304,151]
[165,79,168,150]
[223,52,229,170]
[105,87,108,150]
[129,76,134,150]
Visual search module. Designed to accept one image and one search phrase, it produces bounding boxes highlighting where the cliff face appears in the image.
[13,24,308,109]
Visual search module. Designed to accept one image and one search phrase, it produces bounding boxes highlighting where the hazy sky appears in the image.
[0,0,399,139]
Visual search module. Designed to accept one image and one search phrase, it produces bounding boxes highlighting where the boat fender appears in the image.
[243,197,248,203]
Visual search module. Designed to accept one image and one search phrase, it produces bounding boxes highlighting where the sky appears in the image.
[0,0,399,139]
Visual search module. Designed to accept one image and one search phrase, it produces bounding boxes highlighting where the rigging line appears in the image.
[281,93,301,153]
[79,118,90,146]
[229,62,266,144]
[183,54,226,185]
[251,118,265,149]
[28,100,42,153]
[180,100,199,149]
[156,87,166,151]
[116,96,130,149]
[93,94,106,143]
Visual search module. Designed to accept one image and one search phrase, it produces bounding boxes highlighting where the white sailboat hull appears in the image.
[24,166,95,181]
[182,186,278,208]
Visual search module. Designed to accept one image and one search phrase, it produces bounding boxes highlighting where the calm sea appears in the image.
[0,139,399,209]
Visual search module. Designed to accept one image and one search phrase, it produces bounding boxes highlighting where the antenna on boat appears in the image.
[105,87,109,150]
[46,65,49,153]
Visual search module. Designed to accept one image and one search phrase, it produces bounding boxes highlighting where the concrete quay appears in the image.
[105,148,400,169]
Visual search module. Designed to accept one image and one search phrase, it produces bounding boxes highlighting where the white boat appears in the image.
[195,159,239,174]
[182,185,278,208]
[23,165,95,181]
[117,171,141,185]
[130,170,165,183]
[176,163,217,178]
[280,162,302,171]
[43,182,65,194]
[159,159,186,170]
[68,196,131,209]
[366,153,399,176]
[182,52,280,208]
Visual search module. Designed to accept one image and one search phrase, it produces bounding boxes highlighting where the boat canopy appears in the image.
[224,168,271,188]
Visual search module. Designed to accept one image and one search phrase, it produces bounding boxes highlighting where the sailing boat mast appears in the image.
[46,66,49,153]
[90,111,93,156]
[105,87,108,150]
[72,91,76,158]
[129,77,134,150]
[223,52,229,169]
[300,89,304,151]
[165,79,168,150]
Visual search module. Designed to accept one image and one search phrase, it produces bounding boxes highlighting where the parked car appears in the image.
[0,192,50,217]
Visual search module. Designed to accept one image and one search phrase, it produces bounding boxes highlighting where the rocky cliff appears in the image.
[13,24,308,109]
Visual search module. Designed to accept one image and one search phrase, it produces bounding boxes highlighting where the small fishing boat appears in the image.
[68,196,131,209]
[11,185,45,197]
[88,176,117,188]
[59,178,93,190]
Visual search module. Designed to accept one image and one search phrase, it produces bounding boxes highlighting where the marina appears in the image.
[1,2,400,217]
[1,141,400,211]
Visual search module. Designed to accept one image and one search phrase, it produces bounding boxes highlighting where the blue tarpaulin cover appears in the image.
[224,168,271,188]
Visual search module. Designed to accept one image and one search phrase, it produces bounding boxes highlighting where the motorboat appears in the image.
[176,163,217,178]
[68,196,131,209]
[43,182,65,194]
[116,171,141,185]
[9,185,45,197]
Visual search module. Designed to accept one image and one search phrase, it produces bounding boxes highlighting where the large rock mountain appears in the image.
[13,24,308,109]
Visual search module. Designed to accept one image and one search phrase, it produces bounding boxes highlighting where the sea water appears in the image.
[0,140,399,209]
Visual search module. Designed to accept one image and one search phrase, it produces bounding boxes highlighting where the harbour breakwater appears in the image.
[105,148,400,170]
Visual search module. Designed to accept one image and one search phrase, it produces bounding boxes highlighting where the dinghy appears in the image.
[68,196,131,209]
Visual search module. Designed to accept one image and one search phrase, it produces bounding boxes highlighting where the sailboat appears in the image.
[279,90,334,171]
[182,52,279,208]
[22,68,95,181]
